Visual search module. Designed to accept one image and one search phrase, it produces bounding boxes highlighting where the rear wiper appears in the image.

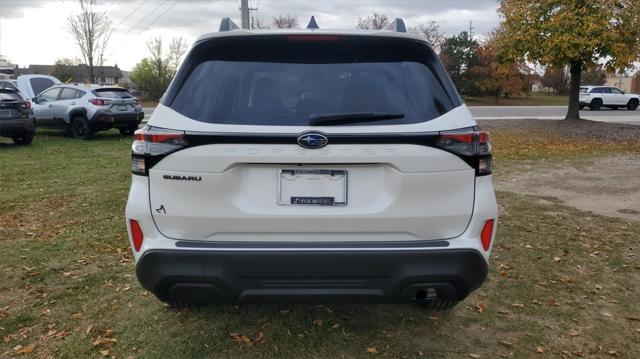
[308,112,405,126]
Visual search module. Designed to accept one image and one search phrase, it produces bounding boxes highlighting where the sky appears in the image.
[0,0,500,71]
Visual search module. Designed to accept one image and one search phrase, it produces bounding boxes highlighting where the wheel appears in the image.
[590,99,602,111]
[12,131,34,145]
[628,99,639,111]
[71,116,93,140]
[119,125,138,136]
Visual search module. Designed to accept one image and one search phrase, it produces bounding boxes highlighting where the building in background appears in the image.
[12,64,122,85]
[605,73,640,93]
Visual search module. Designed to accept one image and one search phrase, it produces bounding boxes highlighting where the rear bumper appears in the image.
[0,117,36,136]
[136,248,488,304]
[90,111,144,129]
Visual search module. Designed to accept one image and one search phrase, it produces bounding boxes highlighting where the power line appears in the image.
[138,0,179,35]
[124,0,167,36]
[114,0,149,31]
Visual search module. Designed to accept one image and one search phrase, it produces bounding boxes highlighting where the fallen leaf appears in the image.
[512,303,525,308]
[624,316,640,321]
[553,257,562,262]
[100,349,109,357]
[500,340,513,347]
[475,302,486,314]
[366,347,378,354]
[313,319,323,326]
[568,329,580,337]
[14,344,35,354]
[535,347,545,353]
[469,354,481,358]
[331,323,340,329]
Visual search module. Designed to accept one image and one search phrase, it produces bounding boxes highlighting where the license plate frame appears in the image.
[118,105,128,111]
[278,169,348,206]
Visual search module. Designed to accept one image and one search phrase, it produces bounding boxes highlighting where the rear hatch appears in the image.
[140,34,482,243]
[93,88,138,113]
[0,90,30,120]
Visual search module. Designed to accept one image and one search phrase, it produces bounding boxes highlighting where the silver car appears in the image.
[32,84,144,139]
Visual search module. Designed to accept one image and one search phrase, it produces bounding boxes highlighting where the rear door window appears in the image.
[59,88,78,100]
[166,35,460,126]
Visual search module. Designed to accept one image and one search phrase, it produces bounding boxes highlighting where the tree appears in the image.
[439,31,479,95]
[51,58,80,83]
[581,66,607,86]
[252,16,270,29]
[497,0,640,120]
[541,66,570,95]
[357,13,388,30]
[130,37,187,100]
[469,38,530,100]
[272,15,298,29]
[409,21,445,53]
[67,0,112,83]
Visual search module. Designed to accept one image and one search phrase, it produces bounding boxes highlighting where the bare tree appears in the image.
[357,13,389,30]
[67,0,112,83]
[410,20,445,53]
[130,37,187,100]
[273,15,298,29]
[251,16,270,29]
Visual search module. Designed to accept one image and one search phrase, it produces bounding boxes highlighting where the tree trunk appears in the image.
[565,62,582,120]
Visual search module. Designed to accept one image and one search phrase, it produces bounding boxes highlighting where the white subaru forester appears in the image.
[125,18,498,309]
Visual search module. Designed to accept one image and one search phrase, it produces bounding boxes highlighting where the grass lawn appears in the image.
[465,94,569,107]
[1,128,639,358]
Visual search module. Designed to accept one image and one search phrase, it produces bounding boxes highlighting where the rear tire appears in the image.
[119,125,138,136]
[12,131,34,145]
[628,99,639,111]
[590,99,602,111]
[71,116,93,140]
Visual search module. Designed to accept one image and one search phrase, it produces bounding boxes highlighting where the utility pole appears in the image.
[469,20,473,40]
[240,0,257,29]
[240,0,250,29]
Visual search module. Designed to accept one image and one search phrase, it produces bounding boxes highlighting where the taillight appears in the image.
[131,126,187,175]
[129,219,144,252]
[89,98,112,106]
[21,101,31,109]
[436,131,492,176]
[480,219,495,251]
[133,99,140,105]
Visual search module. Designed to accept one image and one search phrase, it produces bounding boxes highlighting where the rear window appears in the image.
[30,78,55,96]
[165,35,461,126]
[93,88,134,99]
[0,90,22,101]
[580,87,588,93]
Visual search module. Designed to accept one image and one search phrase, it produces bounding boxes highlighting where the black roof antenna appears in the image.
[385,18,407,33]
[219,17,239,32]
[307,16,319,29]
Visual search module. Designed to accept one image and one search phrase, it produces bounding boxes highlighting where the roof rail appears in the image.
[386,18,407,33]
[306,16,319,29]
[219,17,239,32]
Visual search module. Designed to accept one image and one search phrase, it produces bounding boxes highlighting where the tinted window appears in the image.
[166,35,460,126]
[0,90,22,101]
[0,81,19,91]
[93,88,133,98]
[30,78,55,96]
[39,88,60,102]
[59,88,78,100]
[610,88,623,94]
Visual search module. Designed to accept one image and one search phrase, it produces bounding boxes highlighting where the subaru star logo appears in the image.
[297,132,328,149]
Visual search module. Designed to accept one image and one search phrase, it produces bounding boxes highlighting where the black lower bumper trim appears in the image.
[136,248,488,305]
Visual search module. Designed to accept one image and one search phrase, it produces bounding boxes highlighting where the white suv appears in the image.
[579,86,640,110]
[125,18,498,309]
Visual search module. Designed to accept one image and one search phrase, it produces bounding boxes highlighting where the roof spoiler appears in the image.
[385,18,407,33]
[219,17,239,32]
